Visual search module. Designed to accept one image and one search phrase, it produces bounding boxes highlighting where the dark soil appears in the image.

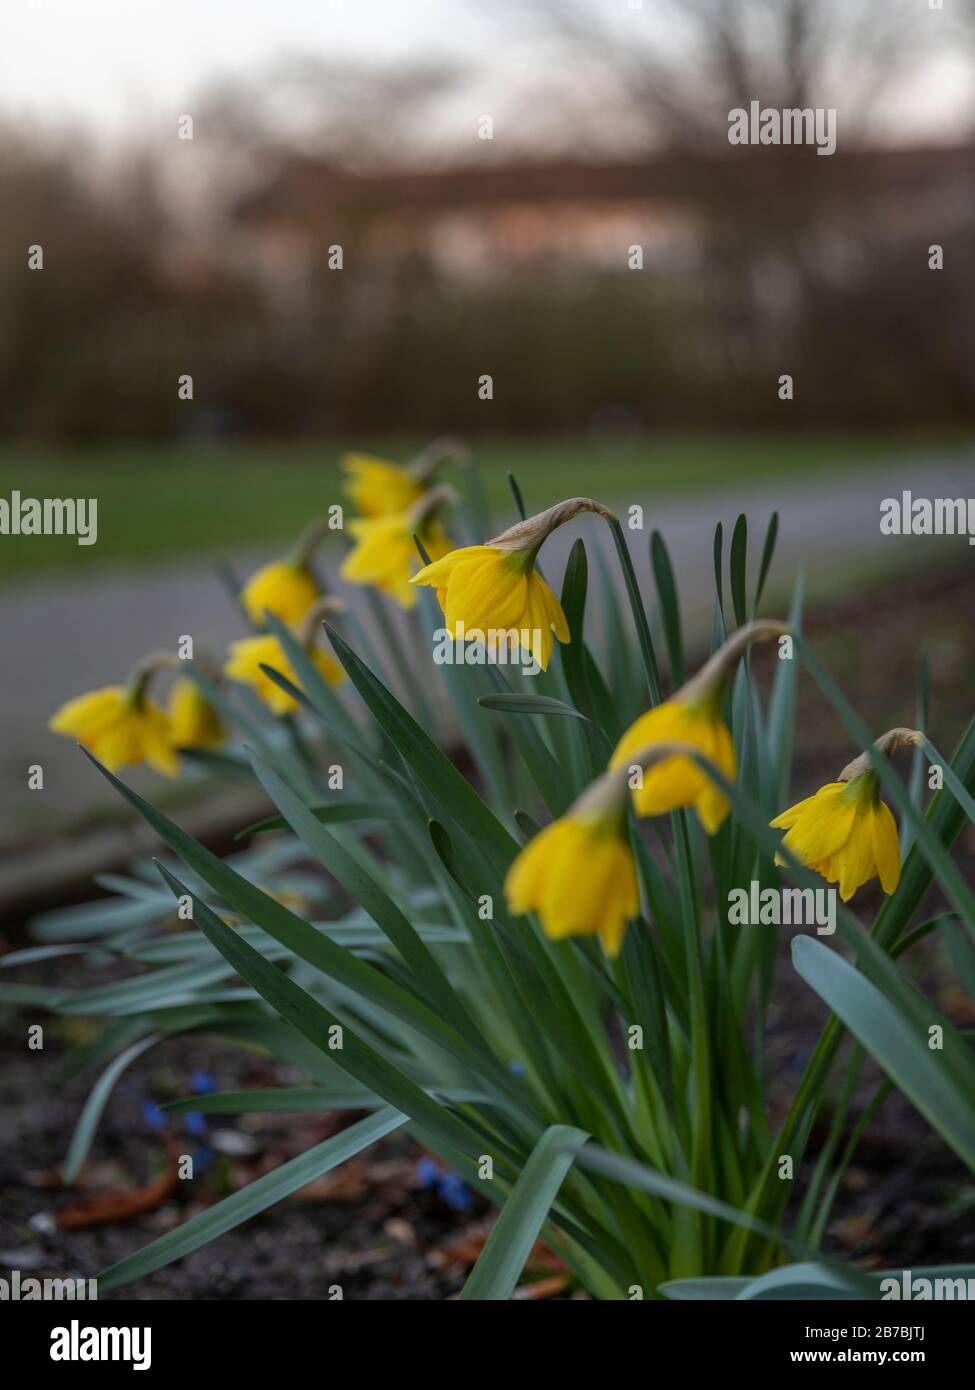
[0,1018,481,1300]
[2,559,974,1299]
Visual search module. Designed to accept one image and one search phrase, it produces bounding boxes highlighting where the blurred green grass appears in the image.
[0,432,956,582]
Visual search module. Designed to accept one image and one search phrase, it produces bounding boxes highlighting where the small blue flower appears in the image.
[509,1060,527,1078]
[190,1071,217,1094]
[437,1173,473,1212]
[416,1157,440,1189]
[183,1111,207,1138]
[140,1100,168,1131]
[191,1145,214,1174]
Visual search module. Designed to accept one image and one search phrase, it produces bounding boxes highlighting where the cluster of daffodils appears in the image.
[49,655,222,777]
[505,621,778,954]
[46,445,459,773]
[506,700,916,957]
[219,448,472,703]
[339,448,457,607]
[421,506,916,955]
[48,524,347,773]
[50,456,916,958]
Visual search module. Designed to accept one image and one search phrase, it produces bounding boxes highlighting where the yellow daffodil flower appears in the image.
[341,511,451,609]
[411,543,569,670]
[341,453,424,518]
[49,685,177,776]
[410,499,614,671]
[241,559,319,628]
[505,775,639,956]
[770,730,920,900]
[167,677,223,750]
[610,621,787,833]
[224,634,343,715]
[611,690,736,833]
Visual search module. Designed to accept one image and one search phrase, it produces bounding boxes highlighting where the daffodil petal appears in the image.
[780,785,856,865]
[872,800,901,894]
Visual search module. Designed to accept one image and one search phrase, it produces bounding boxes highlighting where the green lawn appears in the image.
[0,432,963,582]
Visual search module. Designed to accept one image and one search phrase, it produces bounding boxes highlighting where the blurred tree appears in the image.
[517,0,932,152]
[196,56,465,172]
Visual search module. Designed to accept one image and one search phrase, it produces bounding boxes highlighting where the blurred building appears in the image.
[227,142,975,433]
[2,133,974,442]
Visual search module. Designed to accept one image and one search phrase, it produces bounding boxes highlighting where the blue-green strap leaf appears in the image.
[460,1126,590,1300]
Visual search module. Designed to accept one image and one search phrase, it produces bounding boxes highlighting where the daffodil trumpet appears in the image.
[411,496,614,671]
[770,727,922,900]
[505,767,640,956]
[612,620,789,832]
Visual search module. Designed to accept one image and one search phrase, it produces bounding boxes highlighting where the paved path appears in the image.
[1,455,972,867]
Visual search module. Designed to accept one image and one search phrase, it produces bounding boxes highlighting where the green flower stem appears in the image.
[606,515,662,705]
[673,808,712,1271]
[288,516,332,569]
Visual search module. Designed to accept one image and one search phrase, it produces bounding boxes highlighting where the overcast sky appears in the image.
[0,1,485,126]
[2,0,971,145]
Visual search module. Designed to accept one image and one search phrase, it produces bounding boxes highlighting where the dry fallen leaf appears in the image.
[428,1221,568,1279]
[53,1166,178,1230]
